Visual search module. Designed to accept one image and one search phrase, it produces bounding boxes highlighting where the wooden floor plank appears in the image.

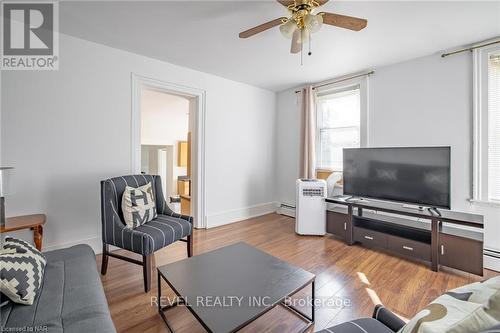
[97,213,497,332]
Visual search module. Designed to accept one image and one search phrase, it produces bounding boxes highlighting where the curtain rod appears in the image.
[294,70,374,93]
[441,39,500,58]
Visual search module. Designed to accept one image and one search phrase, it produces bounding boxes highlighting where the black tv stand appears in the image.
[325,196,484,275]
[428,207,442,217]
[344,196,368,203]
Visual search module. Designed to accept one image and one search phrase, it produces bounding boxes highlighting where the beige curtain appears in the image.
[299,86,317,179]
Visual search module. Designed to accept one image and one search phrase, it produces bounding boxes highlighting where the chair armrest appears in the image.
[176,213,194,224]
[372,304,406,332]
[159,200,194,224]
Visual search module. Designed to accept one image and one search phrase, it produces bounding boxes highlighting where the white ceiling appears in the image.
[59,1,500,91]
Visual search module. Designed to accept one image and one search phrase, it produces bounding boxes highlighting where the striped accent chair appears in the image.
[100,175,193,292]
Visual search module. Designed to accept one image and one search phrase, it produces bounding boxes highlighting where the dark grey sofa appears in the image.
[1,244,116,333]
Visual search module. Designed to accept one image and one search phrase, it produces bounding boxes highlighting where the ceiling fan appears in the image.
[239,0,367,57]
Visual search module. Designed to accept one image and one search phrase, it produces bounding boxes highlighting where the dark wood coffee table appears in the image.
[157,242,315,333]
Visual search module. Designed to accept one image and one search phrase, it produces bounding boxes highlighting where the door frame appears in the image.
[131,73,207,229]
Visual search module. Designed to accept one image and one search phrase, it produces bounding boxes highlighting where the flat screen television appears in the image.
[343,147,451,209]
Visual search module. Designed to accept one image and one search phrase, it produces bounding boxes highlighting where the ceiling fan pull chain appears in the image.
[308,31,312,56]
[301,40,304,65]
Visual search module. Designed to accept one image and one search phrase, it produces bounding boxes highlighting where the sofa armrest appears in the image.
[372,304,406,332]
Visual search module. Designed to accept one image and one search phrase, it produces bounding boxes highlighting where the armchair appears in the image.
[318,305,406,333]
[100,174,193,292]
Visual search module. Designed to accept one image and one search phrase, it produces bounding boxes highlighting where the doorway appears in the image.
[131,75,206,229]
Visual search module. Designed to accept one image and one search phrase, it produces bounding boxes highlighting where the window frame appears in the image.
[315,76,369,172]
[472,44,500,205]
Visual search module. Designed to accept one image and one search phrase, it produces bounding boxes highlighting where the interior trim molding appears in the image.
[131,73,207,229]
[206,202,277,228]
[42,238,124,255]
[42,237,103,254]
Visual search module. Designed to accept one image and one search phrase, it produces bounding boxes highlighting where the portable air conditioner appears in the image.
[295,179,327,235]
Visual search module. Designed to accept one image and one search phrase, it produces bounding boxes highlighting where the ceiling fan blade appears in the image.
[316,0,329,5]
[277,0,294,7]
[239,17,287,38]
[290,29,301,54]
[318,12,367,31]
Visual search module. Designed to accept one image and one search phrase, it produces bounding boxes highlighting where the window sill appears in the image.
[468,199,500,208]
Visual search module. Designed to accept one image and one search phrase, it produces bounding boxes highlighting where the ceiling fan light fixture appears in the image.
[290,28,301,53]
[279,19,297,39]
[300,27,310,43]
[304,13,323,33]
[239,0,367,57]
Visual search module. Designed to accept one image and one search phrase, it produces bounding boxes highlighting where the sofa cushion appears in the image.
[0,237,47,305]
[447,276,500,305]
[480,323,500,333]
[1,244,115,333]
[319,318,394,333]
[399,276,500,333]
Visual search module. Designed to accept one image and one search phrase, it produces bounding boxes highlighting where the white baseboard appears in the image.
[484,256,500,272]
[206,202,277,228]
[42,236,103,254]
[484,248,500,272]
[277,204,296,218]
[40,202,277,253]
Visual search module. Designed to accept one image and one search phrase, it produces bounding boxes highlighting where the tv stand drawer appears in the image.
[387,235,431,261]
[327,210,348,240]
[353,227,387,248]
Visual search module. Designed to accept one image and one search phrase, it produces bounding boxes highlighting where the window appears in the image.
[487,51,500,201]
[473,45,500,203]
[316,86,361,171]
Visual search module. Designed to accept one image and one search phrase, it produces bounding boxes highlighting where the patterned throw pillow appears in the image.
[2,236,45,258]
[122,182,157,229]
[0,237,47,305]
[399,276,500,333]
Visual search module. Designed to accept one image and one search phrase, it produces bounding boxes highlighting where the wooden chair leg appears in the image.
[143,254,152,292]
[101,243,109,275]
[187,235,193,257]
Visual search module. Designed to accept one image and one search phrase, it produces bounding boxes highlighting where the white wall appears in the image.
[276,52,500,269]
[1,33,277,252]
[276,90,301,207]
[369,52,500,261]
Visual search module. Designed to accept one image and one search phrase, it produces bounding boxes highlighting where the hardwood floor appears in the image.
[97,213,497,333]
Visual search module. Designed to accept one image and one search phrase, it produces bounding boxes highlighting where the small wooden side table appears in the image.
[1,214,46,251]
